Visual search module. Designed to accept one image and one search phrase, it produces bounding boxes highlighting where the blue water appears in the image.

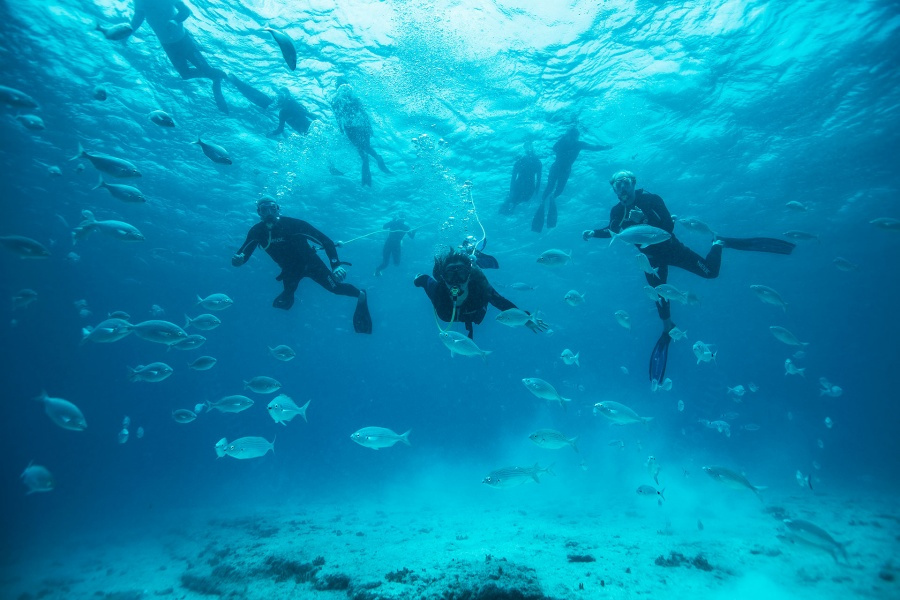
[2,1,899,598]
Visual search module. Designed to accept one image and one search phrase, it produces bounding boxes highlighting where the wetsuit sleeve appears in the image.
[591,205,623,238]
[645,194,675,233]
[235,227,261,261]
[488,287,517,312]
[591,228,612,239]
[295,220,341,267]
[174,2,192,22]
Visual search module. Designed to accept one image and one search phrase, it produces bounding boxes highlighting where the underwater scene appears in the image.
[1,0,899,598]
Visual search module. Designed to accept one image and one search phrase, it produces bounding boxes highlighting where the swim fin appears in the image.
[718,237,795,255]
[546,198,558,228]
[353,290,372,334]
[475,252,500,270]
[649,331,671,383]
[531,199,545,232]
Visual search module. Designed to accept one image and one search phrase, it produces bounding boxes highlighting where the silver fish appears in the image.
[170,334,206,351]
[132,320,188,345]
[564,290,585,306]
[207,395,254,413]
[268,345,296,361]
[0,235,51,258]
[560,349,580,366]
[196,293,233,310]
[692,341,717,364]
[350,427,411,449]
[171,409,197,424]
[70,144,141,177]
[537,249,572,266]
[16,114,44,130]
[784,358,805,377]
[521,378,570,407]
[12,288,38,309]
[73,210,144,241]
[267,394,310,425]
[128,362,173,383]
[35,391,87,431]
[265,27,297,71]
[655,284,688,304]
[528,429,578,452]
[188,356,217,370]
[750,285,788,311]
[702,466,764,500]
[593,401,652,424]
[495,308,533,328]
[194,137,232,165]
[222,436,275,459]
[482,463,553,488]
[646,456,660,485]
[636,484,664,501]
[244,376,282,394]
[668,327,688,341]
[635,253,659,277]
[782,519,849,563]
[832,257,859,272]
[0,85,38,108]
[769,325,808,346]
[92,177,145,203]
[439,331,491,360]
[82,318,133,343]
[148,110,176,127]
[614,310,631,329]
[609,225,671,248]
[95,22,133,40]
[785,200,808,212]
[870,217,900,231]
[21,462,54,494]
[183,314,222,330]
[677,217,716,238]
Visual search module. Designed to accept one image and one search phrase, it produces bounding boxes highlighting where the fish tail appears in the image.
[127,367,137,382]
[33,390,48,403]
[70,142,85,161]
[574,353,580,367]
[299,400,310,422]
[270,435,276,453]
[183,314,192,329]
[480,350,493,362]
[91,176,105,191]
[570,437,579,453]
[400,430,412,445]
[660,488,666,501]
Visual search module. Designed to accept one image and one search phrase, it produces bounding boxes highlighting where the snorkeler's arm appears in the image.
[295,219,341,267]
[487,287,517,312]
[233,226,262,265]
[173,2,192,22]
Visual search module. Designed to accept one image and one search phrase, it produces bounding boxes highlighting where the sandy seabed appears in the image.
[2,485,898,600]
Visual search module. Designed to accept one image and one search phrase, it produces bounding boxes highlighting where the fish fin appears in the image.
[570,437,579,453]
[184,314,192,329]
[299,400,310,422]
[608,231,617,247]
[480,350,492,362]
[400,430,412,445]
[642,417,654,424]
[659,488,666,501]
[574,354,580,367]
[69,142,85,161]
[91,176,105,191]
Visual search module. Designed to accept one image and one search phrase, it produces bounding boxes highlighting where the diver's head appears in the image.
[523,140,534,154]
[436,249,473,298]
[565,125,580,140]
[257,196,281,224]
[610,170,636,204]
[276,87,290,106]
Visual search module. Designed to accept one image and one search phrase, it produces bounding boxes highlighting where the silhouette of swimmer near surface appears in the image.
[232,198,372,334]
[500,142,541,215]
[267,88,316,137]
[532,127,611,231]
[331,83,390,186]
[414,249,547,339]
[125,0,229,113]
[583,170,795,381]
[374,216,415,276]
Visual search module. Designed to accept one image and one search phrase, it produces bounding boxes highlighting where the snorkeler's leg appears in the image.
[668,241,722,279]
[375,245,391,276]
[361,153,372,187]
[273,272,301,310]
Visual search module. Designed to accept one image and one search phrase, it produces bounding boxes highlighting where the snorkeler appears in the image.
[582,170,795,382]
[414,249,547,339]
[267,87,316,137]
[374,215,415,276]
[500,141,542,215]
[331,82,391,187]
[232,197,372,334]
[125,0,229,113]
[532,126,612,232]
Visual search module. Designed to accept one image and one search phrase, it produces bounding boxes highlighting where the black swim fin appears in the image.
[353,290,372,334]
[718,236,795,255]
[476,252,500,270]
[649,331,671,383]
[546,198,558,228]
[531,199,545,232]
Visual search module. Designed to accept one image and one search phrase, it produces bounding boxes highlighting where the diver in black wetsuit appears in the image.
[126,0,228,113]
[500,141,542,215]
[267,88,316,138]
[582,170,795,381]
[232,197,372,333]
[413,249,547,339]
[330,82,390,187]
[374,215,414,276]
[532,126,612,232]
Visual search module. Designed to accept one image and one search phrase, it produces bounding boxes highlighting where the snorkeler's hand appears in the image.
[334,241,344,248]
[413,274,428,288]
[627,207,645,224]
[526,317,550,334]
[332,266,347,282]
[582,230,594,241]
[231,253,245,267]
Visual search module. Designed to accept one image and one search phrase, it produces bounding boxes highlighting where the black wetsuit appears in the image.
[501,153,541,214]
[269,97,314,137]
[415,269,516,338]
[590,189,722,321]
[235,217,360,310]
[376,218,414,274]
